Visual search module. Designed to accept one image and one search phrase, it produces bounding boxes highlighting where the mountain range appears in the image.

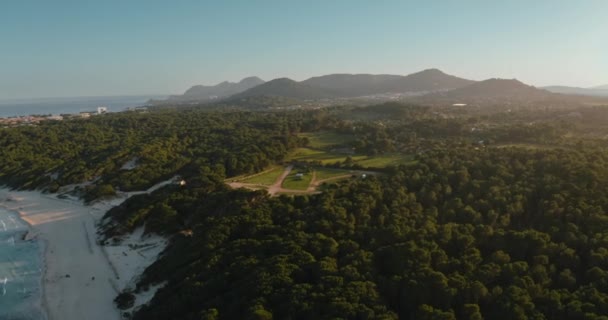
[231,78,338,100]
[167,69,475,103]
[158,69,607,105]
[426,78,554,102]
[299,69,475,97]
[167,76,265,102]
[543,85,608,97]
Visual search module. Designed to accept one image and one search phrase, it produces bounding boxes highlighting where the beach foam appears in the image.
[0,183,170,320]
[0,208,45,320]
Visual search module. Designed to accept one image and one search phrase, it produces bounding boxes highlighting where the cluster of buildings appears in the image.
[77,106,108,118]
[0,114,64,127]
[0,106,112,128]
[0,102,154,128]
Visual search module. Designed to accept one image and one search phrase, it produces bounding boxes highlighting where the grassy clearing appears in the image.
[289,148,416,168]
[239,185,268,191]
[314,167,352,181]
[240,166,284,185]
[288,147,326,159]
[492,143,553,150]
[287,148,365,164]
[282,171,313,190]
[299,131,355,149]
[356,154,417,168]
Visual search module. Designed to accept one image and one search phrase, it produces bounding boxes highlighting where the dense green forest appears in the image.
[0,110,318,201]
[105,143,608,320]
[4,102,608,319]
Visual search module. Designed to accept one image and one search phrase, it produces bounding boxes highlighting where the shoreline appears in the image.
[0,186,167,320]
[0,207,47,320]
[40,237,49,320]
[2,199,52,320]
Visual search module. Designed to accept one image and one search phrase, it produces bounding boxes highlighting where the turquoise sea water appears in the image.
[0,95,166,118]
[0,208,45,320]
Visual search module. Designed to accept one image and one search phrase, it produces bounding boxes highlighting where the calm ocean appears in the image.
[0,95,166,118]
[0,208,45,320]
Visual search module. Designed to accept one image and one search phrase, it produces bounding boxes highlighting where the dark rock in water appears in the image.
[115,291,136,309]
[22,230,38,241]
[65,274,70,278]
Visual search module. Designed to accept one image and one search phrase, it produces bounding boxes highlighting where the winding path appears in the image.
[228,166,380,196]
[265,165,294,195]
[228,165,321,196]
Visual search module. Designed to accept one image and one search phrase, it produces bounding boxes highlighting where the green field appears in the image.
[299,131,355,149]
[293,131,417,168]
[314,167,353,181]
[240,166,284,185]
[289,147,415,168]
[492,143,554,150]
[282,171,313,190]
[287,148,366,164]
[356,154,417,168]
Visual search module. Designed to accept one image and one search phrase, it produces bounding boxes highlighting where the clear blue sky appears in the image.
[1,0,607,99]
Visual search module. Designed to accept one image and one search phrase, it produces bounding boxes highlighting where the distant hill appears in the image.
[424,78,555,102]
[543,85,608,97]
[158,69,475,103]
[302,69,474,96]
[213,95,304,110]
[167,77,265,102]
[388,68,476,92]
[543,86,588,95]
[153,71,606,106]
[301,74,403,96]
[230,78,339,100]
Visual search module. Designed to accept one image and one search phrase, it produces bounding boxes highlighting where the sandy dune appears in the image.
[0,185,168,320]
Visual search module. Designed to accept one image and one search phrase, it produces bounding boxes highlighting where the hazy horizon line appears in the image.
[0,94,169,103]
[2,70,607,101]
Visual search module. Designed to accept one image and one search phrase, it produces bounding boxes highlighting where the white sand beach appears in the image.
[0,186,167,320]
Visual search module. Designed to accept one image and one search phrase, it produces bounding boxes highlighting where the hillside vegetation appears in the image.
[0,110,309,201]
[110,143,608,320]
[4,102,608,319]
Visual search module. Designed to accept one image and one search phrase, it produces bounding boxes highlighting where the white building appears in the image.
[97,107,108,114]
[47,115,64,121]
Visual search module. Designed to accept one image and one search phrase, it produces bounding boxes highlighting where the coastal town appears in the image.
[0,106,148,128]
